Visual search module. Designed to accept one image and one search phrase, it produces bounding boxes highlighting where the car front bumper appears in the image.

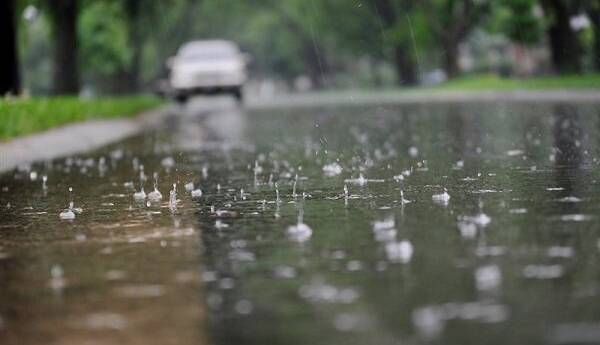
[170,71,246,90]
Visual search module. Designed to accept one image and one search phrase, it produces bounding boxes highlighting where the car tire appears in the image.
[175,94,188,104]
[233,88,243,102]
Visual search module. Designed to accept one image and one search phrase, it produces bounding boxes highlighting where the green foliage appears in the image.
[79,1,131,76]
[237,11,305,79]
[18,10,52,94]
[493,0,542,45]
[0,96,161,139]
[14,0,600,93]
[438,73,600,90]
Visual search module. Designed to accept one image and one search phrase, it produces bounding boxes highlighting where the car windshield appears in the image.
[179,43,237,61]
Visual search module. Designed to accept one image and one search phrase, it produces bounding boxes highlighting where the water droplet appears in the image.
[432,188,450,205]
[287,209,312,242]
[235,300,253,315]
[475,265,502,291]
[523,264,563,279]
[322,162,343,176]
[133,187,146,201]
[385,241,413,263]
[408,146,419,157]
[191,188,203,198]
[169,183,177,211]
[292,174,298,198]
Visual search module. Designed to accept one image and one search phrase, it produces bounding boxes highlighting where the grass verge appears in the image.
[437,73,600,91]
[0,96,161,140]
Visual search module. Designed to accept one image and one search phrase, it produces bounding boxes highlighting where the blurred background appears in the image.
[3,3,600,344]
[1,0,600,97]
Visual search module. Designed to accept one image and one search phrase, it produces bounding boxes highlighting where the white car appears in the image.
[168,40,247,102]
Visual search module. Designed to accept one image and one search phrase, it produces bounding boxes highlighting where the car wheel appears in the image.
[175,94,188,104]
[233,88,243,102]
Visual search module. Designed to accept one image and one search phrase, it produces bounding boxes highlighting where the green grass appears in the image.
[437,73,600,91]
[0,96,162,140]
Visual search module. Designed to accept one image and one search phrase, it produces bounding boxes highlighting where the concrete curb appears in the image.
[0,105,171,173]
[246,90,600,110]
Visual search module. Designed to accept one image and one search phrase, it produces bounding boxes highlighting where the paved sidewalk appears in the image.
[0,106,170,173]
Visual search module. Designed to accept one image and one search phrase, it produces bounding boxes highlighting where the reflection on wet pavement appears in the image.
[2,98,600,344]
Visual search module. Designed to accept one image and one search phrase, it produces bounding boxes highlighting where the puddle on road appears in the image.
[2,100,600,344]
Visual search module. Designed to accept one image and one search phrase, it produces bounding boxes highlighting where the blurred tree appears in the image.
[539,0,582,73]
[48,0,80,94]
[0,0,20,95]
[235,9,306,83]
[270,1,332,88]
[17,0,598,95]
[317,0,425,87]
[494,0,543,45]
[141,0,202,84]
[369,0,419,85]
[120,0,165,91]
[425,0,492,78]
[585,0,600,70]
[79,0,131,92]
[123,0,142,91]
[197,0,339,88]
[76,0,172,93]
[19,2,53,94]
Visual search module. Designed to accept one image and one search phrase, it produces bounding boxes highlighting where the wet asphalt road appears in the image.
[2,97,600,344]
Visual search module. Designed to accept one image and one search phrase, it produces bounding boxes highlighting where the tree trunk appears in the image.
[302,39,328,89]
[394,45,418,86]
[372,0,419,86]
[541,0,581,74]
[0,0,20,95]
[49,0,79,95]
[443,38,460,79]
[589,5,600,71]
[124,0,142,92]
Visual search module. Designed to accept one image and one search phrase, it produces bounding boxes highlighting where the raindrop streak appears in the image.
[139,164,147,183]
[169,183,177,212]
[292,174,298,198]
[133,166,147,201]
[253,160,262,187]
[400,190,412,205]
[343,184,349,206]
